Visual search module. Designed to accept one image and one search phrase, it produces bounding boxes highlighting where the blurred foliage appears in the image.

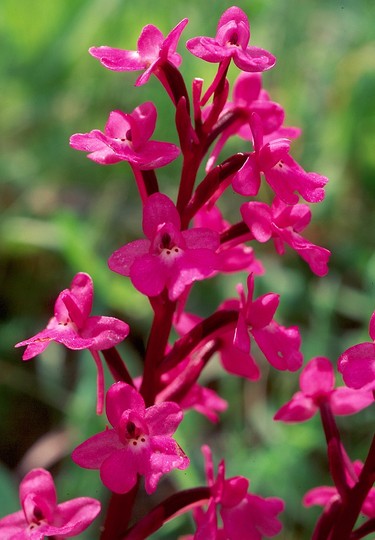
[1,0,374,538]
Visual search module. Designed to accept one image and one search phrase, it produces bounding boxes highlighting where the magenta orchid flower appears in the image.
[186,7,275,73]
[194,204,264,275]
[232,113,328,204]
[241,197,331,276]
[234,274,303,372]
[338,309,375,391]
[303,460,375,518]
[190,445,284,539]
[174,310,261,381]
[108,193,220,300]
[15,272,130,414]
[69,101,180,168]
[204,72,296,172]
[274,356,374,423]
[72,381,189,494]
[89,18,188,86]
[0,468,100,539]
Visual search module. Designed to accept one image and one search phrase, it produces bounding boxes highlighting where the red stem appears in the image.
[158,309,238,375]
[140,291,176,406]
[122,486,210,539]
[102,347,135,387]
[100,480,140,540]
[330,435,375,540]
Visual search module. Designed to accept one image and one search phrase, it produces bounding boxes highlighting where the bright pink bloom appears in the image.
[175,310,260,381]
[0,468,100,539]
[108,193,220,300]
[204,73,297,171]
[194,204,264,275]
[190,445,284,539]
[274,357,374,423]
[303,460,375,518]
[15,272,130,414]
[338,310,375,391]
[232,113,328,204]
[69,102,180,168]
[234,274,303,371]
[89,18,188,85]
[241,197,330,276]
[72,382,189,494]
[232,73,301,141]
[15,272,129,359]
[186,7,275,73]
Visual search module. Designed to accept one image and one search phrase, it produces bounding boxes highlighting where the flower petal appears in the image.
[106,382,146,428]
[143,193,181,239]
[145,402,183,437]
[72,429,123,469]
[300,357,334,397]
[81,316,129,350]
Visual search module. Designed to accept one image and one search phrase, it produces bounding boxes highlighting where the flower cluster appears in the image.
[4,5,374,540]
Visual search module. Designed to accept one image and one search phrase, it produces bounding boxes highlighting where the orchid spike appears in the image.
[0,468,100,539]
[72,381,189,494]
[108,192,220,300]
[89,18,188,86]
[15,272,130,414]
[274,356,374,423]
[69,102,180,169]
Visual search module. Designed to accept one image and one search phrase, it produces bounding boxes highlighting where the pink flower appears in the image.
[15,272,130,414]
[303,460,375,518]
[234,274,303,371]
[241,197,330,276]
[69,102,180,168]
[338,310,375,391]
[0,468,100,539]
[191,445,284,539]
[108,193,220,300]
[72,381,189,494]
[15,272,129,359]
[186,7,275,73]
[204,73,296,171]
[89,18,188,86]
[174,310,261,381]
[194,204,264,275]
[274,357,374,423]
[232,113,328,204]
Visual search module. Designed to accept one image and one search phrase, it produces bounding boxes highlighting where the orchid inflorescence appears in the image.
[3,6,374,539]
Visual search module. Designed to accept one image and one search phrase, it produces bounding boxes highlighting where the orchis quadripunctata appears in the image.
[8,5,374,540]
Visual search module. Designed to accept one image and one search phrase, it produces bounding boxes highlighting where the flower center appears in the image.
[28,506,46,530]
[228,32,239,46]
[123,420,148,448]
[158,232,183,261]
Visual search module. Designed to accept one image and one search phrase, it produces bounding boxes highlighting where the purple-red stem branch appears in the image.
[102,347,135,387]
[140,292,177,406]
[100,479,140,540]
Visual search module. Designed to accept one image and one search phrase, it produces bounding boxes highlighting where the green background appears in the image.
[1,0,374,538]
